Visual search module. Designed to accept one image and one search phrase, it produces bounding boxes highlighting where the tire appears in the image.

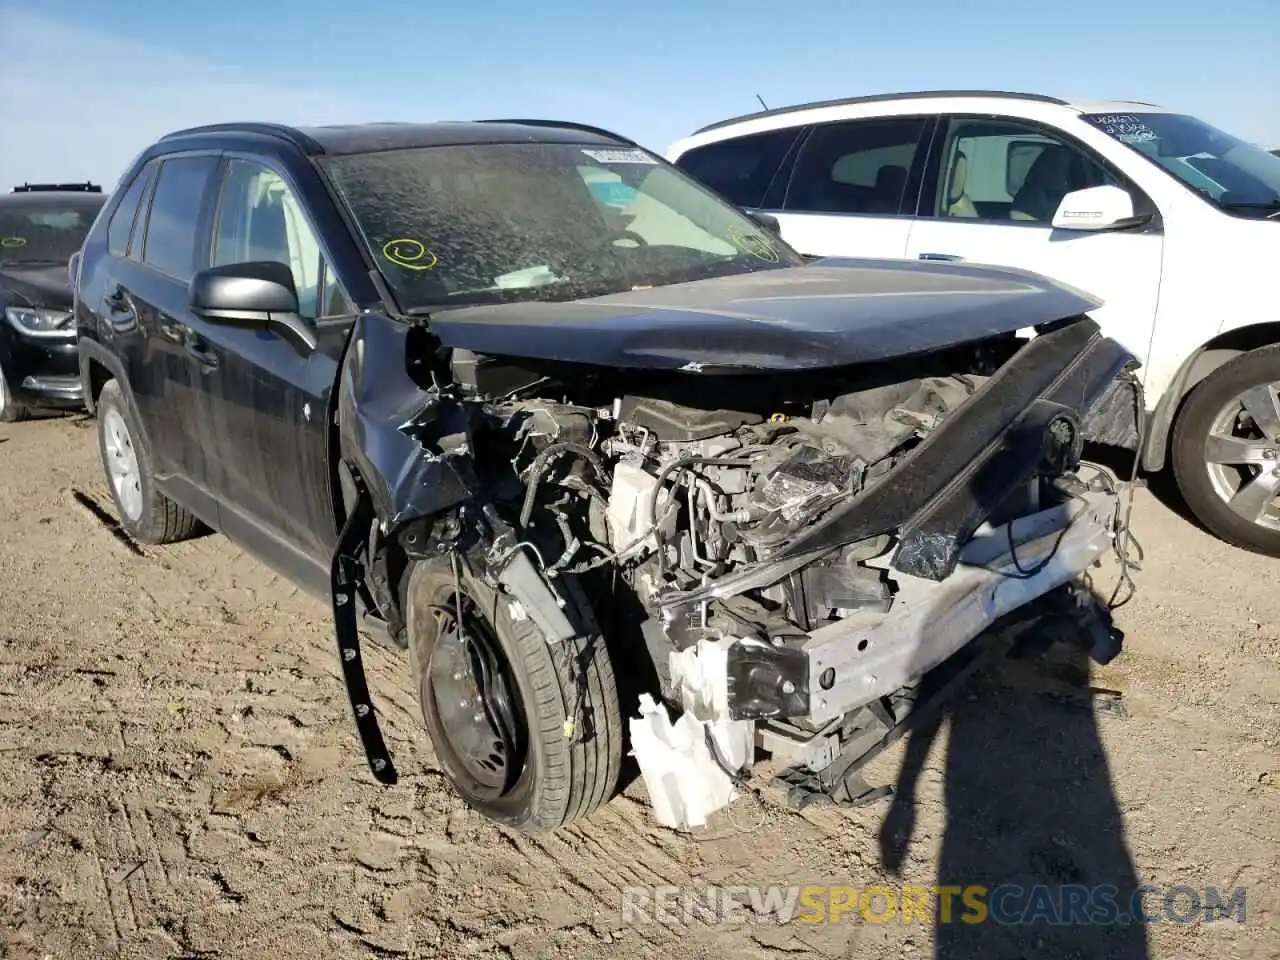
[95,379,203,545]
[404,558,622,832]
[1171,345,1280,557]
[0,363,30,423]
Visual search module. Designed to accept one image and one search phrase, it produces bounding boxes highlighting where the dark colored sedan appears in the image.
[0,183,106,421]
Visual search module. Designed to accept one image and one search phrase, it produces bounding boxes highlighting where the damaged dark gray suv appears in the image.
[75,119,1142,832]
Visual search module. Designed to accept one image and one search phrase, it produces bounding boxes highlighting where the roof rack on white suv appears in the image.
[669,93,1280,557]
[693,90,1070,135]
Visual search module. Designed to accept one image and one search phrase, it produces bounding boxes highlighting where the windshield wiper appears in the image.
[1217,200,1280,220]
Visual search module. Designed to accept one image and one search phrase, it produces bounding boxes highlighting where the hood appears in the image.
[0,263,73,310]
[427,259,1103,372]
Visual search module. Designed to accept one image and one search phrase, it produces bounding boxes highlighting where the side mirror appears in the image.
[747,210,782,234]
[1051,185,1148,231]
[67,250,81,288]
[189,261,316,352]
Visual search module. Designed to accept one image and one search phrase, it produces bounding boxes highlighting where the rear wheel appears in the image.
[404,559,622,832]
[96,379,203,545]
[1172,345,1280,557]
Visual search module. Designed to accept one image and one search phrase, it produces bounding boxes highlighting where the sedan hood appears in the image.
[427,259,1102,372]
[0,263,73,309]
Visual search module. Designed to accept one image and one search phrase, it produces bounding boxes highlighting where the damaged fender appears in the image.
[331,313,576,779]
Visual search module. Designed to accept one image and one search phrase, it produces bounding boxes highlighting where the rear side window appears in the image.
[785,117,930,216]
[674,128,800,207]
[107,162,156,257]
[141,155,218,280]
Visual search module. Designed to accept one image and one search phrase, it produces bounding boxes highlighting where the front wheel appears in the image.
[404,559,622,832]
[1171,345,1280,556]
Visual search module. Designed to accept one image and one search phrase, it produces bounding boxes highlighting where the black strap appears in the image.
[332,495,398,785]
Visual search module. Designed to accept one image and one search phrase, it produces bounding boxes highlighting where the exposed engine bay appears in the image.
[335,306,1142,833]
[479,355,989,653]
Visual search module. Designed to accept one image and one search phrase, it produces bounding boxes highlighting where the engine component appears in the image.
[606,458,672,556]
[751,443,864,525]
[616,394,762,442]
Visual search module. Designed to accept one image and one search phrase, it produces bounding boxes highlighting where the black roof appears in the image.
[693,90,1070,135]
[159,119,634,156]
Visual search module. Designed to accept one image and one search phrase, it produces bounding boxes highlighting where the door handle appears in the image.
[102,286,137,333]
[182,328,219,373]
[918,252,964,262]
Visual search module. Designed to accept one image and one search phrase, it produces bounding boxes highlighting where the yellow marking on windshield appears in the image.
[382,238,438,271]
[0,236,27,248]
[727,226,780,263]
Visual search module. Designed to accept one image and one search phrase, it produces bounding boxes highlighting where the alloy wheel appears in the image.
[1203,381,1280,533]
[102,407,144,522]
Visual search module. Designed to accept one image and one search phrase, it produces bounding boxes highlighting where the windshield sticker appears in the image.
[587,180,639,207]
[727,225,781,263]
[381,237,438,271]
[1092,114,1158,144]
[580,148,656,165]
[0,236,27,248]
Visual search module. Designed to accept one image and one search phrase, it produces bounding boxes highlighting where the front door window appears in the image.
[932,118,1118,223]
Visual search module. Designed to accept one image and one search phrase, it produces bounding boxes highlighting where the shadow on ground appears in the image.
[879,621,1150,960]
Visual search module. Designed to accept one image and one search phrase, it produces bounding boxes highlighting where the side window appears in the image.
[321,269,354,316]
[106,162,156,258]
[674,128,800,208]
[784,117,929,216]
[211,159,343,320]
[933,117,1118,223]
[141,155,218,280]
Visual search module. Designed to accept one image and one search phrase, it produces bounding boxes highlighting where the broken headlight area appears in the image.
[342,313,1142,831]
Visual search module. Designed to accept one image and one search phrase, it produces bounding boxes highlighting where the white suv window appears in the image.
[933,117,1117,223]
[784,117,929,216]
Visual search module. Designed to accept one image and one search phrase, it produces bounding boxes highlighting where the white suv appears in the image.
[668,91,1280,556]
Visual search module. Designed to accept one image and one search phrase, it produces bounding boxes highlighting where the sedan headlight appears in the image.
[4,306,74,338]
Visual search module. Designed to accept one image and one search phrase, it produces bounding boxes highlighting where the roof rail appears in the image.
[479,118,635,145]
[12,181,102,193]
[693,90,1070,135]
[159,121,324,154]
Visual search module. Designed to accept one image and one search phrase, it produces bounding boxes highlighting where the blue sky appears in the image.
[1,0,1277,189]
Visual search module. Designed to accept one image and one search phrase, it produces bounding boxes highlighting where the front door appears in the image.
[771,116,935,260]
[197,155,355,597]
[904,116,1164,362]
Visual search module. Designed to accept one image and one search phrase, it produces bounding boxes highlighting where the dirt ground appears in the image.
[1,413,1277,960]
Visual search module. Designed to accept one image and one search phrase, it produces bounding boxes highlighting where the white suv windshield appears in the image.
[1083,112,1280,217]
[320,141,801,312]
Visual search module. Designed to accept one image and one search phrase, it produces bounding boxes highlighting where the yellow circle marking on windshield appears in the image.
[0,236,27,248]
[728,226,779,263]
[382,238,438,271]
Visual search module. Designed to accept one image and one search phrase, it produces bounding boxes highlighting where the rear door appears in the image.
[197,154,357,596]
[100,152,223,521]
[672,127,804,214]
[903,115,1164,358]
[771,116,935,259]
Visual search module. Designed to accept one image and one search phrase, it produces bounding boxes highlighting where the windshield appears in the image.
[1083,112,1280,216]
[320,141,802,311]
[0,196,104,266]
